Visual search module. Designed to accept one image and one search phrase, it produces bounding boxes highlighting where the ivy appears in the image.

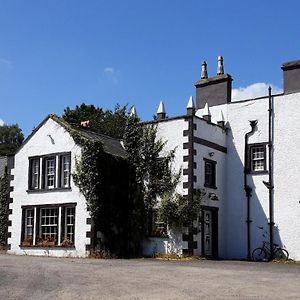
[0,169,9,247]
[158,189,206,228]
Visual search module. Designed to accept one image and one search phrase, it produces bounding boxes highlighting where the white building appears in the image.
[7,57,300,260]
[7,115,126,257]
[144,58,300,261]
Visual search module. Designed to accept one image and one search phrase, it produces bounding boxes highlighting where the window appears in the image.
[39,207,58,243]
[28,152,71,190]
[60,154,71,188]
[23,208,34,245]
[150,209,167,237]
[21,204,76,247]
[29,158,40,190]
[248,144,267,173]
[204,158,217,189]
[45,157,56,189]
[61,206,75,245]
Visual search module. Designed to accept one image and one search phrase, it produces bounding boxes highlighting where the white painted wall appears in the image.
[8,117,91,257]
[201,93,300,260]
[193,117,227,257]
[273,93,300,260]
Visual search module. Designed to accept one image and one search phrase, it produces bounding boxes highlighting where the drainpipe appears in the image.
[267,87,274,259]
[244,120,257,260]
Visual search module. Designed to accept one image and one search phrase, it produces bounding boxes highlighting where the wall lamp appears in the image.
[209,192,219,201]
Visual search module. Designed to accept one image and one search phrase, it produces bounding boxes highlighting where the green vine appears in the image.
[158,189,205,228]
[0,169,9,247]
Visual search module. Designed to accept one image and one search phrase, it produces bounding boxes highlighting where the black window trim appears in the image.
[20,203,77,248]
[27,152,71,192]
[203,158,217,189]
[247,142,268,174]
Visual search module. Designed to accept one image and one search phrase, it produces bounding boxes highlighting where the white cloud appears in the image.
[0,119,4,126]
[103,67,120,84]
[0,58,13,68]
[232,83,282,101]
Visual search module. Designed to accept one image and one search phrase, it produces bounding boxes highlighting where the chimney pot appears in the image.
[201,61,208,79]
[217,56,224,75]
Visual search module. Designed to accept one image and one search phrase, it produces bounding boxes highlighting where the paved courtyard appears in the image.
[0,254,300,299]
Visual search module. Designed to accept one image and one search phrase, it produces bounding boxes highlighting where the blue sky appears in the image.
[0,0,299,136]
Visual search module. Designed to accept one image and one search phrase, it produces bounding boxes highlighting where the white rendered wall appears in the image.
[193,117,227,257]
[142,118,189,255]
[201,94,300,260]
[8,118,91,257]
[273,93,300,260]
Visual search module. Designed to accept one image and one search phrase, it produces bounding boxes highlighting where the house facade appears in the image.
[7,115,126,257]
[144,58,300,261]
[6,57,300,260]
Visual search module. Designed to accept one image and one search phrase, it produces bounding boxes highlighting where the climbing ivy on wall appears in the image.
[0,169,9,247]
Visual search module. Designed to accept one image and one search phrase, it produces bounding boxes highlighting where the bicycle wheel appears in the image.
[274,248,289,261]
[252,248,267,261]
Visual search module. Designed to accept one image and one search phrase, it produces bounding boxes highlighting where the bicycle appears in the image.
[252,241,289,261]
[252,227,289,261]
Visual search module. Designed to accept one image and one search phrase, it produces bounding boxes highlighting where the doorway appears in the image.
[201,206,218,258]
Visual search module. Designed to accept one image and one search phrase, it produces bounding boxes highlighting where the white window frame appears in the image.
[61,154,71,188]
[249,144,267,173]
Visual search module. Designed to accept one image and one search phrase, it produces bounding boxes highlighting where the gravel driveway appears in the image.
[0,254,300,299]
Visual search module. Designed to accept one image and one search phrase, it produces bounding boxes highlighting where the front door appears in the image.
[201,207,218,258]
[204,210,212,256]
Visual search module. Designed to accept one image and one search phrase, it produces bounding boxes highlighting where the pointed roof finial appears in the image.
[130,106,137,117]
[201,61,208,79]
[156,100,166,120]
[217,110,225,123]
[186,96,195,109]
[202,102,211,122]
[217,110,225,127]
[203,102,211,116]
[157,100,166,114]
[217,56,224,75]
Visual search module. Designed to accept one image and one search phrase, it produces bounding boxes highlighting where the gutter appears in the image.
[266,87,275,259]
[244,120,257,260]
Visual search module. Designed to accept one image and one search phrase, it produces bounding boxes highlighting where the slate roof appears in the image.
[73,126,127,158]
[17,114,127,158]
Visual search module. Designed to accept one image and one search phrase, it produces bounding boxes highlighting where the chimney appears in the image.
[156,101,166,120]
[195,56,233,109]
[186,96,195,116]
[281,59,300,94]
[80,120,90,128]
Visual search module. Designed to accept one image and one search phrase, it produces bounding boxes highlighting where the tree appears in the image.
[0,169,9,247]
[0,124,24,156]
[62,103,129,139]
[123,115,180,235]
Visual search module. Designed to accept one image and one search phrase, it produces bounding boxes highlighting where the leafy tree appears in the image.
[0,124,24,156]
[0,169,9,247]
[62,103,129,139]
[158,189,205,228]
[123,115,180,235]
